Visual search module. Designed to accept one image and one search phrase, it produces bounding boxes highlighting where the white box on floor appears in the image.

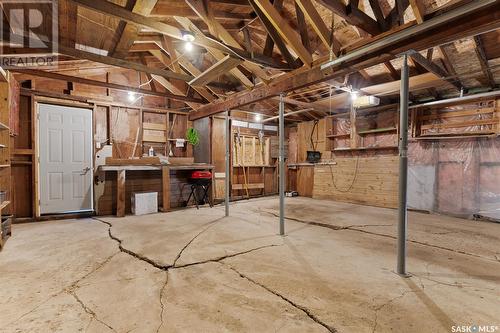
[131,192,158,215]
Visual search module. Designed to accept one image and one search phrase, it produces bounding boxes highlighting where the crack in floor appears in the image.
[91,217,287,333]
[156,271,169,333]
[3,250,119,330]
[223,263,337,333]
[67,288,117,333]
[371,289,414,333]
[261,210,500,263]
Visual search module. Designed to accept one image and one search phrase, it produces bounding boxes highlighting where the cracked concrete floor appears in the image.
[1,197,499,333]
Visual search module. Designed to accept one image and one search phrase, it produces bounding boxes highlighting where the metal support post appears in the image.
[225,110,230,217]
[397,54,409,276]
[279,94,285,235]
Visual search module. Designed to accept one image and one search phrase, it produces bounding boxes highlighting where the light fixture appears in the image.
[128,91,136,102]
[181,30,195,42]
[350,90,359,101]
[181,30,195,52]
[255,114,262,122]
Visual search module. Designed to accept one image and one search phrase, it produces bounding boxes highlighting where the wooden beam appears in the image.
[10,69,205,103]
[295,2,311,54]
[473,35,496,88]
[174,16,255,88]
[189,3,500,119]
[189,56,243,86]
[262,0,284,58]
[184,0,272,81]
[368,0,388,31]
[437,45,465,90]
[248,0,298,67]
[111,0,158,57]
[316,0,381,35]
[409,51,462,90]
[409,0,426,24]
[295,0,341,54]
[69,0,284,71]
[252,0,313,66]
[57,44,193,82]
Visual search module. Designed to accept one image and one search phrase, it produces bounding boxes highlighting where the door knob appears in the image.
[80,166,91,175]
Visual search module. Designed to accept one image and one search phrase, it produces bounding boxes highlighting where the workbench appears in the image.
[98,164,214,217]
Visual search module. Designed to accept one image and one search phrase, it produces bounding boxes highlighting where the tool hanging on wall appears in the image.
[258,130,265,164]
[234,128,249,198]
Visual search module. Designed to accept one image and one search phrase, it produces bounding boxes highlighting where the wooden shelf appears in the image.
[233,165,275,168]
[0,122,9,131]
[333,146,398,151]
[358,127,397,135]
[0,201,10,211]
[326,133,350,138]
[0,165,10,168]
[0,144,6,148]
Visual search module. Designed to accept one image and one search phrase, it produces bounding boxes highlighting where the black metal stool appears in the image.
[186,172,213,209]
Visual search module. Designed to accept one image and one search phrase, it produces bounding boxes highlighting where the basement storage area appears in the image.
[1,1,500,332]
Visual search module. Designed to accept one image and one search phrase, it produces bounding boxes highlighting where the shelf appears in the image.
[0,144,5,148]
[358,127,397,135]
[0,165,10,168]
[0,122,9,131]
[333,146,398,151]
[0,201,10,211]
[326,134,350,138]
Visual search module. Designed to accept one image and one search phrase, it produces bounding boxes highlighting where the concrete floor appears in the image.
[1,197,499,333]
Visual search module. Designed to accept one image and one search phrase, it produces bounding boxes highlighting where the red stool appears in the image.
[186,171,213,209]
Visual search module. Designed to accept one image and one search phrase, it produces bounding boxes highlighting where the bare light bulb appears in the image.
[255,114,262,122]
[185,41,193,52]
[128,91,136,101]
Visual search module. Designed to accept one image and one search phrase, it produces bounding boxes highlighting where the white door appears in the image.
[39,103,93,214]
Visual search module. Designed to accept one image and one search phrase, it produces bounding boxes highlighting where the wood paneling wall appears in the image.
[313,155,399,208]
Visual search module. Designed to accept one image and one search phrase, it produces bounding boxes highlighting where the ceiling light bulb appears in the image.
[255,114,262,122]
[185,41,193,52]
[128,91,136,101]
[350,91,359,101]
[181,30,195,42]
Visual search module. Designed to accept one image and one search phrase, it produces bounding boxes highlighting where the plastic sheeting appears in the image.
[408,137,500,220]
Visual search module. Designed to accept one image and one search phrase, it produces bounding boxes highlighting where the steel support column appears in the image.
[397,54,410,276]
[279,94,285,235]
[225,110,230,217]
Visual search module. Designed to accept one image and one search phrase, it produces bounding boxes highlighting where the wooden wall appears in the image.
[313,155,399,208]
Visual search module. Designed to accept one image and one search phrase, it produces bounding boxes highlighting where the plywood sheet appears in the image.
[313,156,398,208]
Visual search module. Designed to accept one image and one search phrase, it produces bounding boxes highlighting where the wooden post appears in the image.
[116,170,126,217]
[161,165,170,212]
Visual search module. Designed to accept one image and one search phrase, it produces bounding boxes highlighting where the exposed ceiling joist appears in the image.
[111,0,158,58]
[189,0,500,119]
[184,0,271,82]
[409,0,426,24]
[473,35,496,89]
[68,0,288,70]
[189,55,243,86]
[10,68,204,103]
[248,0,299,68]
[252,0,313,67]
[316,0,381,36]
[295,0,341,54]
[409,51,462,90]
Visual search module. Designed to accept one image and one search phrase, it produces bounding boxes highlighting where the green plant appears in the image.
[185,128,200,146]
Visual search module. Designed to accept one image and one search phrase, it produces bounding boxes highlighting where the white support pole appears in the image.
[225,110,230,217]
[279,94,285,235]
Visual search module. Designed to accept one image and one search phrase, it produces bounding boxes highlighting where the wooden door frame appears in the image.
[34,98,94,217]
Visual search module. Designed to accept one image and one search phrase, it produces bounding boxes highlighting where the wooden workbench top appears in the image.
[98,163,214,172]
